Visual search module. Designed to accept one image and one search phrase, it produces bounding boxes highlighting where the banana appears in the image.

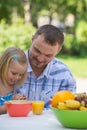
[57,102,70,110]
[64,100,81,109]
[80,106,87,111]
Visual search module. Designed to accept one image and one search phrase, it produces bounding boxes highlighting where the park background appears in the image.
[0,0,87,92]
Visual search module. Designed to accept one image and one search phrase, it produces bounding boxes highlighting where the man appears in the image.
[18,24,76,107]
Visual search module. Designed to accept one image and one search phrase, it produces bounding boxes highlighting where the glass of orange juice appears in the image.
[32,101,44,114]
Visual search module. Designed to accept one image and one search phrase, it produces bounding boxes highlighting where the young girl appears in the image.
[0,47,28,114]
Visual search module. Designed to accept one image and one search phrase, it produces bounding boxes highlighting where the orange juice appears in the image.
[32,101,44,114]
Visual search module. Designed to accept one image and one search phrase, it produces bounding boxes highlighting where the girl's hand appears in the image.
[0,105,7,114]
[12,93,27,100]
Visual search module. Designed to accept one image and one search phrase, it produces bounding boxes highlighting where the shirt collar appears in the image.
[42,61,52,78]
[25,50,32,72]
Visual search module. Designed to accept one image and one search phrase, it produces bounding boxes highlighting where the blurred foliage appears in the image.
[0,0,87,56]
[62,20,87,57]
[30,0,87,26]
[0,20,36,54]
[76,21,87,42]
[0,0,24,23]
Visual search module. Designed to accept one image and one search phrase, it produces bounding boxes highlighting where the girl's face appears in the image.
[5,59,27,87]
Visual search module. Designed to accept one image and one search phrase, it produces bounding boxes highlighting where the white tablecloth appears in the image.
[0,109,77,130]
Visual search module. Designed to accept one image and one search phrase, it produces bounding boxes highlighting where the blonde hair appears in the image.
[0,47,27,87]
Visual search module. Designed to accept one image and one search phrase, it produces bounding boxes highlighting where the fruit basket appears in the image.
[52,107,87,129]
[51,91,87,129]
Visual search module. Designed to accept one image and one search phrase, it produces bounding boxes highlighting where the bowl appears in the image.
[5,100,32,117]
[52,107,87,129]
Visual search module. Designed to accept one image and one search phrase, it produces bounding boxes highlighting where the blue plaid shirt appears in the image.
[17,50,76,106]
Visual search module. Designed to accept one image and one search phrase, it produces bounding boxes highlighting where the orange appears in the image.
[52,90,75,108]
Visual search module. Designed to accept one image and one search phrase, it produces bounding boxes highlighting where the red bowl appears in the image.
[5,100,32,117]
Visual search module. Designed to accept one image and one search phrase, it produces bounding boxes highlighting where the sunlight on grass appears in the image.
[57,56,87,78]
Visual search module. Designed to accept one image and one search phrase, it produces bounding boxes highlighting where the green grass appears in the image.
[57,55,87,78]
